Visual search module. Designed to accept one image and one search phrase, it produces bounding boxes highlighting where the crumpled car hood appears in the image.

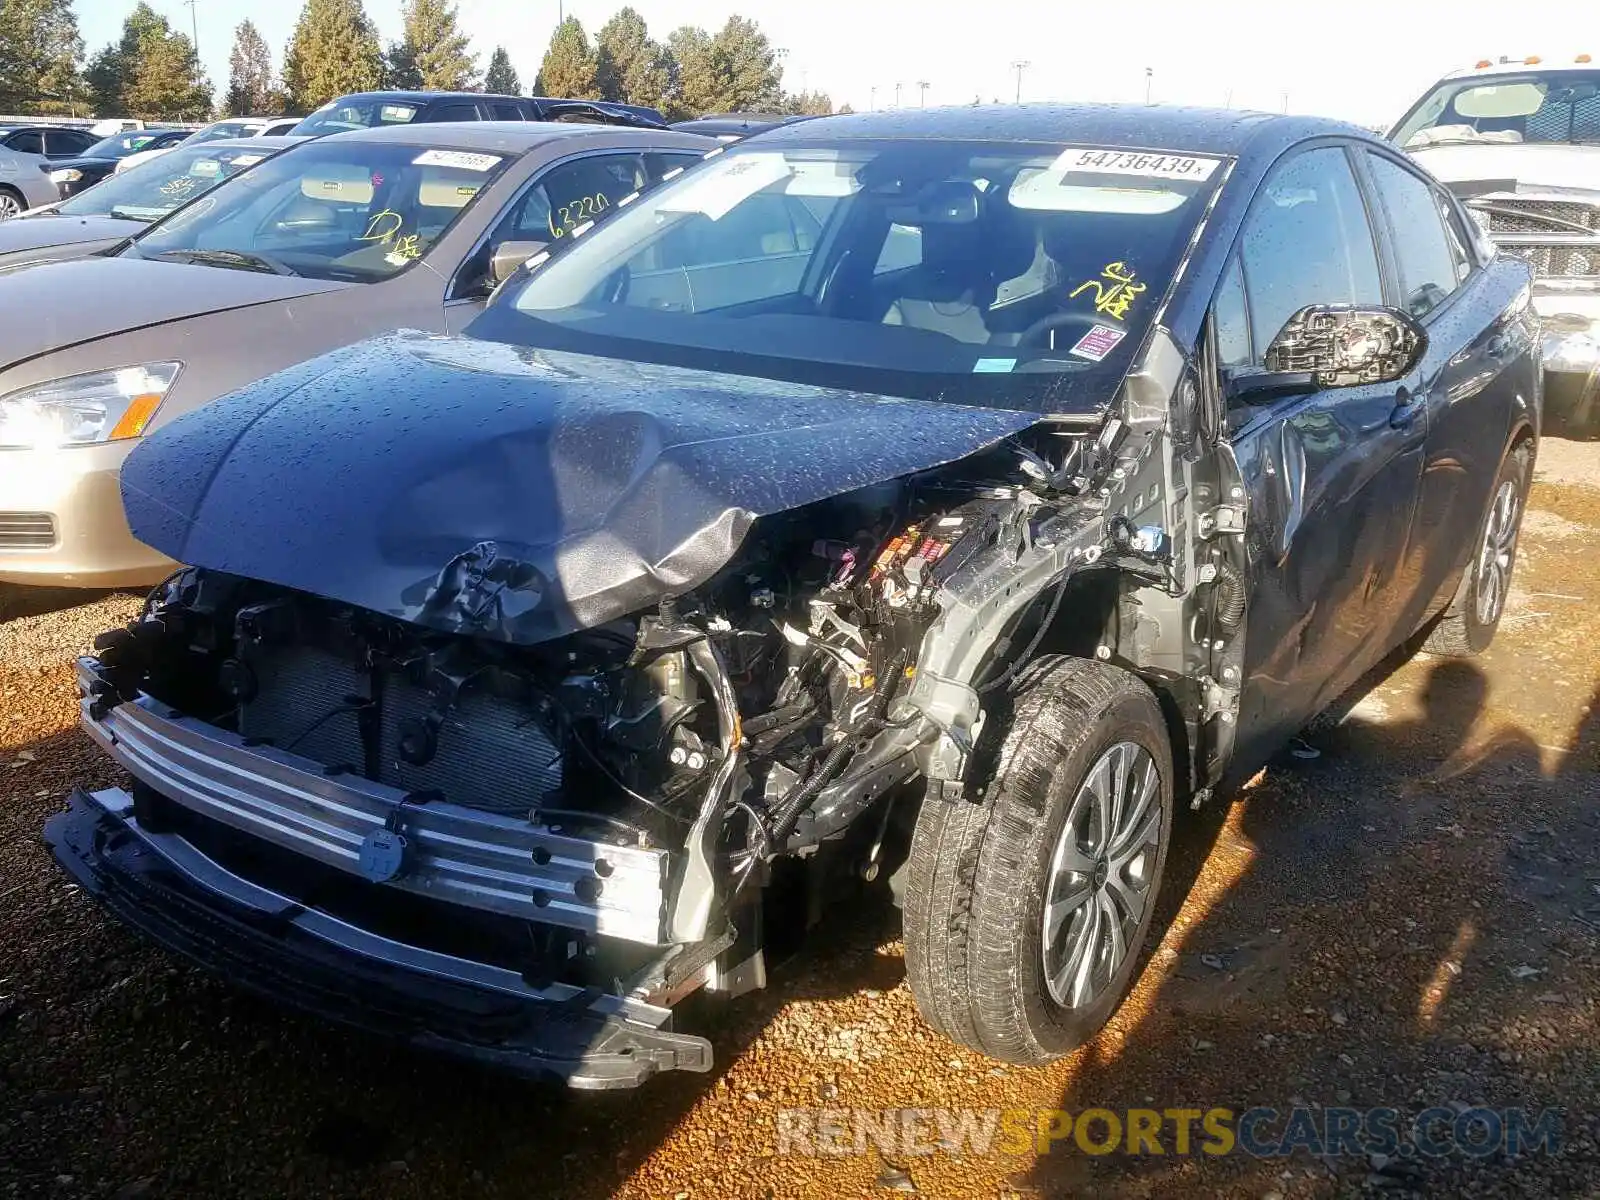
[122,332,1041,644]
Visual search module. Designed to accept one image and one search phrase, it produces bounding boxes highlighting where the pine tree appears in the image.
[224,20,274,115]
[0,0,84,113]
[484,46,519,95]
[709,16,782,113]
[594,7,668,109]
[282,0,384,112]
[391,0,476,91]
[663,25,715,120]
[780,90,835,117]
[84,1,164,114]
[84,2,209,119]
[537,17,598,100]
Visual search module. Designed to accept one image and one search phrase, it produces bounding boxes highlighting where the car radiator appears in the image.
[236,644,562,816]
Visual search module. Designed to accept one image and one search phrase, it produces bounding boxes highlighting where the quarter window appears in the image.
[1366,152,1461,318]
[1212,254,1251,368]
[1238,146,1383,356]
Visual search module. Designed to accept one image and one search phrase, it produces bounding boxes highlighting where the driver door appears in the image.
[1220,143,1429,774]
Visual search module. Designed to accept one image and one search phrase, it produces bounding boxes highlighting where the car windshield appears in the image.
[57,143,281,222]
[499,140,1225,409]
[187,120,266,145]
[1393,71,1600,147]
[292,100,421,136]
[127,140,508,282]
[82,132,167,159]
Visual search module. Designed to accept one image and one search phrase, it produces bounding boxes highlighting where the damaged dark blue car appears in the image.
[48,104,1541,1088]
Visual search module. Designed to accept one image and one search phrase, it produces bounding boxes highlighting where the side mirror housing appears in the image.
[1265,303,1426,388]
[489,239,549,286]
[1227,304,1426,408]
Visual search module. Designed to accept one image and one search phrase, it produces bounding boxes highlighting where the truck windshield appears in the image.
[1393,71,1600,147]
[493,139,1226,411]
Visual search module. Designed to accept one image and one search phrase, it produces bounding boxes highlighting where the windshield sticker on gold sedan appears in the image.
[1052,147,1222,181]
[1071,261,1146,321]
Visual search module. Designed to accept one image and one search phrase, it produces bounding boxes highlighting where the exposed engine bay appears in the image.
[69,327,1250,1081]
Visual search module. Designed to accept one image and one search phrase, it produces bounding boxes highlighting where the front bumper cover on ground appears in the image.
[43,787,713,1089]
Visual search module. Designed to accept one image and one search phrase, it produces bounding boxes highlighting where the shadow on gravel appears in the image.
[0,719,909,1200]
[1019,654,1600,1195]
[0,584,118,624]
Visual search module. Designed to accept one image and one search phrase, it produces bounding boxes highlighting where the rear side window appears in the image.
[6,130,43,154]
[1365,152,1462,318]
[492,103,524,121]
[1238,146,1383,354]
[430,103,481,123]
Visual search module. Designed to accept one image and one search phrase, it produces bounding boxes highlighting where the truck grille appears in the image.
[1501,244,1600,279]
[237,644,562,815]
[1479,199,1600,234]
[0,512,57,549]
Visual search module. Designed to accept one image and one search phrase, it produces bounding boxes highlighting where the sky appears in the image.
[71,0,1600,129]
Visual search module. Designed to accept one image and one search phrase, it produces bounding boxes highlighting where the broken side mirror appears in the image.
[1228,304,1427,406]
[489,238,549,286]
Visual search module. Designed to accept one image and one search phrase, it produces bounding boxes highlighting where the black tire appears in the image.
[1422,442,1531,657]
[903,655,1173,1064]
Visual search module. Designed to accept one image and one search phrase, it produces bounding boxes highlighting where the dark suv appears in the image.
[290,91,666,137]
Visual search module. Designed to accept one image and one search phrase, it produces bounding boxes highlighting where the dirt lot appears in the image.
[2,446,1597,1200]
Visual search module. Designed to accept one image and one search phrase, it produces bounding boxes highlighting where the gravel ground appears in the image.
[2,448,1598,1199]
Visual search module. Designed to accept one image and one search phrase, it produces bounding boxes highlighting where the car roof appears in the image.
[752,102,1373,157]
[1442,57,1599,80]
[317,120,701,154]
[326,90,525,104]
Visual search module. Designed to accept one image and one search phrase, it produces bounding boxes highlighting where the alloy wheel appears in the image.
[0,193,21,221]
[1475,478,1520,626]
[1041,740,1162,1008]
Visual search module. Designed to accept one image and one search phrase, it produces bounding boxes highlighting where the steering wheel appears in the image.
[1019,310,1108,351]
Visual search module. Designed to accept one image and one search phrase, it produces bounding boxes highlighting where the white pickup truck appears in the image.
[1394,55,1600,433]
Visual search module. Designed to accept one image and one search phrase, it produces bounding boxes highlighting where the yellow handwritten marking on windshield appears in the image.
[1070,261,1146,322]
[390,233,422,261]
[547,192,610,239]
[358,209,404,243]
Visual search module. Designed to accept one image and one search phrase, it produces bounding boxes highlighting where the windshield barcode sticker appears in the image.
[1052,148,1221,181]
[1069,324,1127,362]
[412,150,502,172]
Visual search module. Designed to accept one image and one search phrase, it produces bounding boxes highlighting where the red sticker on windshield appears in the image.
[1069,324,1127,362]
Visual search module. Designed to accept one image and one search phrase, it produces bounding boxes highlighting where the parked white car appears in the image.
[1394,54,1600,432]
[114,117,295,175]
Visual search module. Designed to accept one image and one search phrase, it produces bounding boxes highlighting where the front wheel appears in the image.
[903,656,1173,1064]
[1422,442,1530,657]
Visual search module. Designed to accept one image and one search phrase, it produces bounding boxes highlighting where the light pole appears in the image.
[917,80,930,107]
[1011,60,1029,104]
[870,85,877,110]
[1144,66,1153,104]
[183,0,200,106]
[895,81,902,108]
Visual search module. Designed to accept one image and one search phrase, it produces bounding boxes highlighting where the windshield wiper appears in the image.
[105,209,151,222]
[154,248,298,276]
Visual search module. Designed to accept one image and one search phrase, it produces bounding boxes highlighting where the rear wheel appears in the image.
[1422,443,1530,657]
[903,655,1173,1064]
[0,188,24,220]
